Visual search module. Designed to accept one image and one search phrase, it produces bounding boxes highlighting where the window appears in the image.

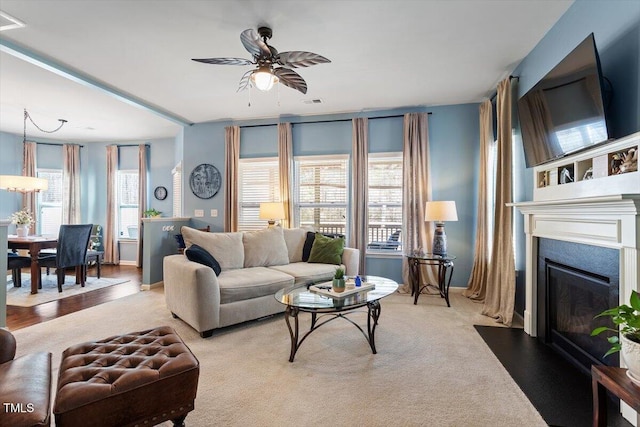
[294,155,348,235]
[37,169,63,236]
[172,162,182,217]
[238,158,280,231]
[118,170,139,239]
[367,153,403,252]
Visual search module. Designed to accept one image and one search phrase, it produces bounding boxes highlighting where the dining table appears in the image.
[8,235,58,294]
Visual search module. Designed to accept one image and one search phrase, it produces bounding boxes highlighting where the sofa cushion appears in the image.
[185,244,221,276]
[308,233,345,265]
[269,262,340,285]
[282,228,309,263]
[182,227,244,270]
[218,267,294,304]
[302,231,345,262]
[242,226,289,268]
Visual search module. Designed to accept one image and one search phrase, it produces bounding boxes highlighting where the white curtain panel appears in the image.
[350,117,368,275]
[62,144,81,225]
[104,145,119,264]
[22,141,38,234]
[278,122,294,229]
[224,126,240,232]
[136,144,149,267]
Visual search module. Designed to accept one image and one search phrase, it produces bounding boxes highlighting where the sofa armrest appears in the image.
[342,247,360,276]
[163,255,221,333]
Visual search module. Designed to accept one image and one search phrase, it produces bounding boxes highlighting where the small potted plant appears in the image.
[143,208,162,218]
[592,290,640,380]
[332,268,346,293]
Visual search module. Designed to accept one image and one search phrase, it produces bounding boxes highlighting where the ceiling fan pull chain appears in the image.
[248,86,252,107]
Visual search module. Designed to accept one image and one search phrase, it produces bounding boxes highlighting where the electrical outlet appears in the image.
[194,209,204,218]
[211,209,218,217]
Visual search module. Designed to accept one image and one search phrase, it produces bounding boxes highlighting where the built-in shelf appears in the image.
[534,132,639,201]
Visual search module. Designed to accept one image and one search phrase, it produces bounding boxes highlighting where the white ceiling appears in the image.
[0,0,573,143]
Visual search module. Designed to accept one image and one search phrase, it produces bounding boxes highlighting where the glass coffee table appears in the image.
[274,275,398,362]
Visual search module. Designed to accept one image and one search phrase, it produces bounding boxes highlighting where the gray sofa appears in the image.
[163,226,359,337]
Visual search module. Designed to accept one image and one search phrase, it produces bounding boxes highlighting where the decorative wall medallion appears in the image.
[154,186,168,200]
[189,164,221,199]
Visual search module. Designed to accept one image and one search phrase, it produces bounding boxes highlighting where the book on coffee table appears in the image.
[309,281,375,298]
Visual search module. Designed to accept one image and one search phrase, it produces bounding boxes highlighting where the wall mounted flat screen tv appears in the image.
[518,33,610,168]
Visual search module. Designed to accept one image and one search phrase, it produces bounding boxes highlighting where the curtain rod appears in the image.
[490,75,520,102]
[112,144,150,147]
[239,112,432,129]
[32,141,84,148]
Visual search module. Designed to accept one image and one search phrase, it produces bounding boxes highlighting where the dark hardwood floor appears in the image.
[6,264,142,331]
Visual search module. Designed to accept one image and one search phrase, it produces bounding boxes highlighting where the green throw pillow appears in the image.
[307,233,345,265]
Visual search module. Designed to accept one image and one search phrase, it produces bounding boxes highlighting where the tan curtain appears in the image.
[463,100,493,301]
[104,145,119,264]
[519,90,559,162]
[350,118,368,275]
[278,123,294,228]
[62,144,81,224]
[224,126,240,232]
[482,78,516,326]
[22,141,38,234]
[401,113,437,289]
[137,144,148,268]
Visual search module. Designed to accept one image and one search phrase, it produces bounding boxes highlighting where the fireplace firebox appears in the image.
[537,238,620,374]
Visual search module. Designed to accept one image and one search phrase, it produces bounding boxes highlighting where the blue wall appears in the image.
[180,105,480,285]
[511,0,640,313]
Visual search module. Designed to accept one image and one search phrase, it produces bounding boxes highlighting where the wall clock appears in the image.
[154,186,168,200]
[189,164,221,199]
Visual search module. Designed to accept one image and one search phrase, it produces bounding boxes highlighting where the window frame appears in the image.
[293,154,349,236]
[36,168,63,236]
[237,157,280,231]
[117,169,139,240]
[366,152,403,255]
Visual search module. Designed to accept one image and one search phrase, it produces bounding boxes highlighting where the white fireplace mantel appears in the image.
[513,195,640,337]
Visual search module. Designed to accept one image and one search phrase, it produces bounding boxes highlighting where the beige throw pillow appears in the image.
[243,226,289,268]
[181,226,244,270]
[282,228,309,263]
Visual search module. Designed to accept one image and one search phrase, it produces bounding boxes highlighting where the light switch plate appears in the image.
[194,209,204,217]
[211,209,218,217]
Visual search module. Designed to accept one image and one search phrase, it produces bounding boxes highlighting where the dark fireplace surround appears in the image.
[537,238,620,374]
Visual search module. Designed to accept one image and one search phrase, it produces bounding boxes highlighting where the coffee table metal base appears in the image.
[284,301,381,362]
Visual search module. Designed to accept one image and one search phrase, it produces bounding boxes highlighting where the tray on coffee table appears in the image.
[309,281,375,298]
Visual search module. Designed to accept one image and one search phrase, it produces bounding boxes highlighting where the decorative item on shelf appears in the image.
[10,208,33,237]
[591,290,640,383]
[259,202,285,227]
[332,268,346,293]
[154,186,168,200]
[143,208,162,218]
[189,164,221,199]
[583,167,594,180]
[424,201,458,256]
[559,167,574,184]
[616,147,638,174]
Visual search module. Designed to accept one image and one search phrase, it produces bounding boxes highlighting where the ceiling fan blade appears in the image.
[240,29,271,59]
[278,51,331,68]
[192,57,253,66]
[237,70,253,92]
[274,67,308,94]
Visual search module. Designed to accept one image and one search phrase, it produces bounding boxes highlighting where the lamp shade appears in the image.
[424,201,458,222]
[259,202,285,221]
[251,67,279,91]
[0,175,48,193]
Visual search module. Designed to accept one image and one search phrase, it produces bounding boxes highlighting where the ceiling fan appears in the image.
[192,27,330,94]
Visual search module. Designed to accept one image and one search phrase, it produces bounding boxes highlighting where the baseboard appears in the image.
[141,281,163,291]
[119,260,137,266]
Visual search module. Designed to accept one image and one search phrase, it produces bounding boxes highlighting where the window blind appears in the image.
[367,153,403,250]
[238,158,280,231]
[37,169,63,236]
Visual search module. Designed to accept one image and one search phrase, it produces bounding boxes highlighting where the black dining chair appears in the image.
[37,224,93,292]
[7,252,32,288]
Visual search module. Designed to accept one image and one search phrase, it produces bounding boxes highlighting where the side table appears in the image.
[406,253,455,307]
[592,365,640,427]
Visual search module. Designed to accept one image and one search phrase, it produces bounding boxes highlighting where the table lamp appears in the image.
[259,202,285,227]
[424,201,458,256]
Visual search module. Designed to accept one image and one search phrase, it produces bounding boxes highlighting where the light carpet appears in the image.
[12,288,545,427]
[6,274,129,307]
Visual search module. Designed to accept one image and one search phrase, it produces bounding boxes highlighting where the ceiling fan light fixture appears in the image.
[251,67,279,91]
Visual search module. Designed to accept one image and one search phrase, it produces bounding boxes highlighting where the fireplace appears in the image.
[536,238,620,374]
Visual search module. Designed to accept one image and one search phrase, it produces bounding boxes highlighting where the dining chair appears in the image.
[37,224,93,292]
[7,252,32,288]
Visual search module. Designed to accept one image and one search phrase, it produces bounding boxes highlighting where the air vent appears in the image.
[302,99,323,105]
[0,11,25,31]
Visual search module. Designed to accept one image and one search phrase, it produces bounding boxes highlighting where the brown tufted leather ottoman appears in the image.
[53,326,199,427]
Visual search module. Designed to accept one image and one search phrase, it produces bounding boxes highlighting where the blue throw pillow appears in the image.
[185,244,221,276]
[174,234,186,249]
